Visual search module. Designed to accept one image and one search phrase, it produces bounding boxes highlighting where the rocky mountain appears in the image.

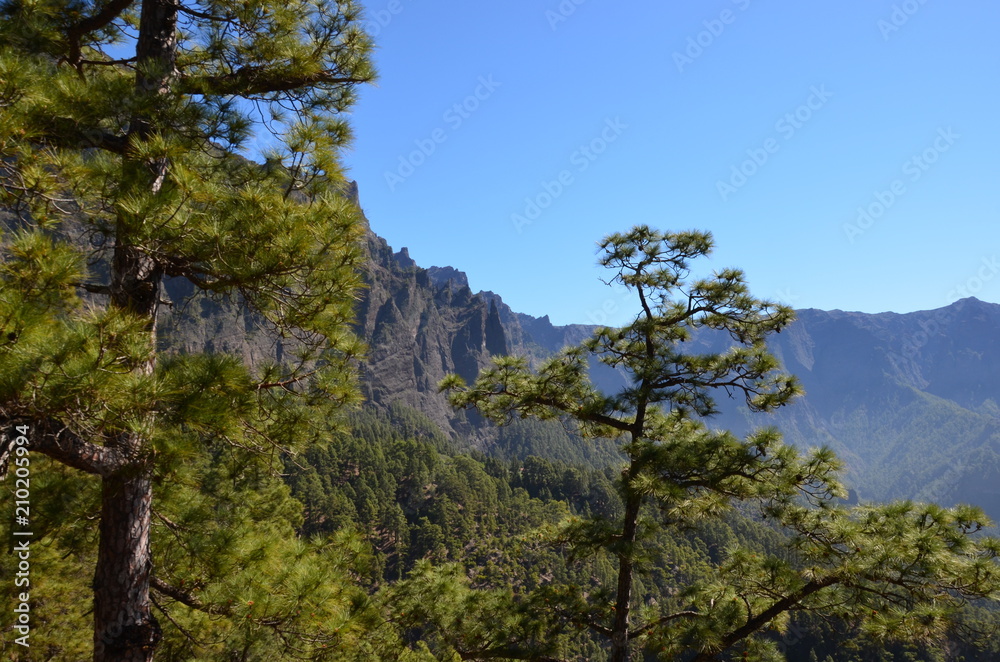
[353,217,1000,520]
[729,299,1000,517]
[352,231,506,438]
[352,228,623,442]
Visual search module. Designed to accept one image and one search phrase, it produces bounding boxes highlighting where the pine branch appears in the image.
[150,576,227,616]
[28,419,126,476]
[170,0,229,22]
[36,119,129,154]
[255,368,320,392]
[690,575,839,662]
[178,67,373,98]
[73,281,112,295]
[66,0,137,71]
[627,610,704,641]
[150,594,202,645]
[78,57,137,67]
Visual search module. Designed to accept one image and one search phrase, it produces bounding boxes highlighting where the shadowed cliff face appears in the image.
[352,229,630,444]
[353,232,509,440]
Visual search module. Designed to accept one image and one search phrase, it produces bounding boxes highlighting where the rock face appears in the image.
[426,265,468,291]
[158,276,280,366]
[353,232,510,438]
[352,231,627,442]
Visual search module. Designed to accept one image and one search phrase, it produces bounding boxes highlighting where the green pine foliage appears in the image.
[2,0,999,658]
[443,226,1000,662]
[0,0,379,658]
[286,406,572,585]
[281,399,1000,661]
[492,418,625,469]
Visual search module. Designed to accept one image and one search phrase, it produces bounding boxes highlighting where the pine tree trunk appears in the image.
[90,0,177,657]
[94,244,164,662]
[609,492,642,662]
[93,469,160,661]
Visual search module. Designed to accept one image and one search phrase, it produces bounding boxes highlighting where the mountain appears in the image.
[350,187,627,443]
[351,207,1000,520]
[725,300,1000,516]
[352,230,508,439]
[352,229,625,460]
[151,182,1000,519]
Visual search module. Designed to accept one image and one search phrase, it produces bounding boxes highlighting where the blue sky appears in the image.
[334,0,1000,327]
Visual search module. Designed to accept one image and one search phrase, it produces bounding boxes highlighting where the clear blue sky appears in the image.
[336,0,1000,327]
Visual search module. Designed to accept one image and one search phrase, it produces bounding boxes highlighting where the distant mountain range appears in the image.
[353,229,602,440]
[351,195,1000,521]
[728,298,1000,517]
[153,183,1000,522]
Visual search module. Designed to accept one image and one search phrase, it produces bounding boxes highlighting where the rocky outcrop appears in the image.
[353,227,632,442]
[354,232,511,439]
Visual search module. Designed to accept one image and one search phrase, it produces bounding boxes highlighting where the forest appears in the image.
[1,0,999,661]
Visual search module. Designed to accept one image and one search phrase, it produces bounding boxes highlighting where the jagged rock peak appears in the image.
[485,299,508,357]
[426,265,470,291]
[393,247,416,269]
[344,179,360,206]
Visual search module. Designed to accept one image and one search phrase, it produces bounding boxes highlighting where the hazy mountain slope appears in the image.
[698,301,1000,517]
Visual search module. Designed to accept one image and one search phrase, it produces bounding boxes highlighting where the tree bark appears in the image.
[93,246,163,662]
[609,491,642,662]
[93,470,161,661]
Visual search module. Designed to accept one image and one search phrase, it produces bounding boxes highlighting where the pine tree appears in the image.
[442,226,1000,661]
[0,0,374,659]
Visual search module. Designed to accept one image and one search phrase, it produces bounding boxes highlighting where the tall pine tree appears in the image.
[0,0,373,659]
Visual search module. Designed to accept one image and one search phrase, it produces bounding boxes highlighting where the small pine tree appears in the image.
[443,226,1000,662]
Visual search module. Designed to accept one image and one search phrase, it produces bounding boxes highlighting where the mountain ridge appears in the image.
[159,181,1000,519]
[353,190,1000,518]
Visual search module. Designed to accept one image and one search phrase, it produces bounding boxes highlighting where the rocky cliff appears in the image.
[352,231,627,440]
[352,232,510,438]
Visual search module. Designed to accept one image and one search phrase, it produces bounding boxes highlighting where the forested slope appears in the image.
[7,179,1000,661]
